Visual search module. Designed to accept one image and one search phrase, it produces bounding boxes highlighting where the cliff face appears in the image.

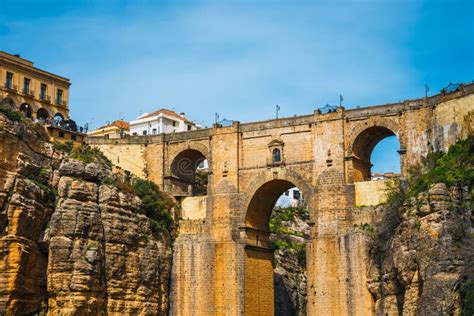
[367,183,473,315]
[271,207,310,316]
[0,114,172,315]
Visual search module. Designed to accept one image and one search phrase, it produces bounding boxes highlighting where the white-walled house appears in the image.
[275,188,303,208]
[130,109,199,136]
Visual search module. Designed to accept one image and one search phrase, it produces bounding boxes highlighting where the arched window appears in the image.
[37,108,49,121]
[53,113,64,122]
[20,103,32,119]
[272,148,281,164]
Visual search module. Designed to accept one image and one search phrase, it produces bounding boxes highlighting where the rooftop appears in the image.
[136,108,195,124]
[98,120,130,130]
[0,51,71,86]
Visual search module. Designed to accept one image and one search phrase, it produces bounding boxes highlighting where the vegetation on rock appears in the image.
[270,207,309,260]
[68,145,113,168]
[133,178,176,236]
[388,135,474,205]
[0,104,24,122]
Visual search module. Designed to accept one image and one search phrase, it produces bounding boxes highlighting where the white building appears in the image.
[130,109,199,136]
[275,188,303,208]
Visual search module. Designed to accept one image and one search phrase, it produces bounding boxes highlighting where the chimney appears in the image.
[14,54,20,58]
[179,112,185,118]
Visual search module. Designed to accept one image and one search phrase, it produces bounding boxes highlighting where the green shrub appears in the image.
[30,178,57,205]
[69,145,112,168]
[53,141,74,153]
[0,105,24,122]
[386,136,474,205]
[133,178,176,235]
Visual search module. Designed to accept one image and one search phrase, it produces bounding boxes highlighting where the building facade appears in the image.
[130,109,199,136]
[0,51,87,145]
[0,51,70,121]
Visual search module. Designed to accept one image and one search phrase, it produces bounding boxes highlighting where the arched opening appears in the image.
[169,149,209,197]
[19,103,32,119]
[0,97,15,110]
[351,126,401,181]
[244,179,310,315]
[53,113,64,123]
[36,108,49,121]
[63,119,77,132]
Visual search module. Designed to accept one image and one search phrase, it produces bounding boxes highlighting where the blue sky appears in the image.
[1,0,473,173]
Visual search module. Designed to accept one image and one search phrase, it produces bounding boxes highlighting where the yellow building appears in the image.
[0,51,70,120]
[0,51,85,144]
[87,120,130,139]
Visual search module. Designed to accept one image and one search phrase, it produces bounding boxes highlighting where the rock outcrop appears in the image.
[271,207,310,316]
[0,114,172,315]
[367,183,473,315]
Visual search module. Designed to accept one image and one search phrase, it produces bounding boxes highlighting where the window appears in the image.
[284,191,289,196]
[133,132,138,136]
[40,83,47,99]
[71,134,77,141]
[23,78,30,94]
[187,125,192,131]
[293,190,301,200]
[142,130,147,136]
[56,89,63,105]
[5,72,13,88]
[272,148,281,163]
[58,131,65,138]
[172,121,176,127]
[152,128,157,134]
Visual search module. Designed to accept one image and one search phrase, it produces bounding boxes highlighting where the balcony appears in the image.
[40,94,51,103]
[23,89,35,98]
[2,83,18,92]
[56,99,67,107]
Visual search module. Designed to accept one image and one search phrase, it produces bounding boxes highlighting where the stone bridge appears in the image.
[88,84,473,315]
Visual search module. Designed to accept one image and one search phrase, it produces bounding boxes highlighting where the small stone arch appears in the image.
[347,117,404,181]
[167,142,210,175]
[167,142,210,196]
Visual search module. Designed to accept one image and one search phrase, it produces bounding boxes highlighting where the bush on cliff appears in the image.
[133,178,176,235]
[68,145,113,168]
[387,135,474,206]
[0,105,24,122]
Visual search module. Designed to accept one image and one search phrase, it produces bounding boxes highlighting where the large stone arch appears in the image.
[239,169,314,315]
[240,168,314,229]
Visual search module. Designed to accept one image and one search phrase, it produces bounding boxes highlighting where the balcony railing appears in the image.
[23,89,35,98]
[56,99,67,106]
[40,94,51,103]
[3,83,18,92]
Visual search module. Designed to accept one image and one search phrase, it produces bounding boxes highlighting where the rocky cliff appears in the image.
[0,113,173,315]
[271,207,310,316]
[366,137,474,315]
